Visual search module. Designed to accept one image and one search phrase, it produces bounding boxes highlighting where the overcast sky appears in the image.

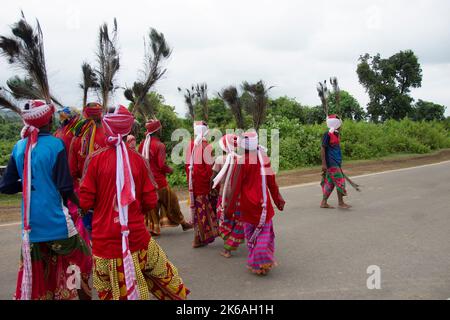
[1,0,449,116]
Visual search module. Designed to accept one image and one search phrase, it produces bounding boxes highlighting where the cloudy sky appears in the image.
[1,0,449,116]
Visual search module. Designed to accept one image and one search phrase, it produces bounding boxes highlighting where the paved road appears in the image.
[1,162,449,300]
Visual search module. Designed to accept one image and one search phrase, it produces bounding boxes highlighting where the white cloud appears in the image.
[1,0,449,116]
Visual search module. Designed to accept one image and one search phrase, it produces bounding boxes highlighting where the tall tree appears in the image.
[327,90,366,121]
[124,28,172,121]
[242,80,273,131]
[0,12,53,104]
[219,86,244,129]
[357,50,422,122]
[80,62,99,107]
[95,18,120,111]
[411,100,446,121]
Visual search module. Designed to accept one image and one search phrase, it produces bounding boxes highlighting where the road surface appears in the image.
[0,161,449,300]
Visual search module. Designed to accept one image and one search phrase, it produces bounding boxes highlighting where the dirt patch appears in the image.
[2,149,450,224]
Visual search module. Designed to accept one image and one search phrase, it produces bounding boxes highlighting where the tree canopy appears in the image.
[357,50,422,122]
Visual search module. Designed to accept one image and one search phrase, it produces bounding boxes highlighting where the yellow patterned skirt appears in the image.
[93,238,189,300]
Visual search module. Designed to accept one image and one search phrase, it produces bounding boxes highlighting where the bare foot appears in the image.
[182,223,194,231]
[220,250,232,258]
[339,203,352,209]
[320,203,335,209]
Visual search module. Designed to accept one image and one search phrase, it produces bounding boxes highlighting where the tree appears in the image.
[357,50,422,122]
[204,98,233,129]
[411,100,446,121]
[304,106,326,124]
[128,92,183,151]
[268,96,308,124]
[327,90,366,121]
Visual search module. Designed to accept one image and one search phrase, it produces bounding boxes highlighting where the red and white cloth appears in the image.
[20,100,56,300]
[188,121,209,222]
[142,119,162,161]
[102,105,139,300]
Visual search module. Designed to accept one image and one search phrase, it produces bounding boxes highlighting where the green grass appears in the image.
[0,193,22,207]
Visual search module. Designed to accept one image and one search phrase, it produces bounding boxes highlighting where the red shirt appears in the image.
[138,136,172,189]
[69,126,106,182]
[54,127,75,153]
[79,147,158,259]
[228,152,282,225]
[185,140,213,196]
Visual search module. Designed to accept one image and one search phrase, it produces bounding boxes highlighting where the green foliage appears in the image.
[263,117,450,171]
[357,50,423,122]
[327,90,366,121]
[411,100,446,121]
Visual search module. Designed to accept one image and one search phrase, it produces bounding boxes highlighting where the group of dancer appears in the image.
[3,97,332,299]
[0,101,191,300]
[0,13,357,301]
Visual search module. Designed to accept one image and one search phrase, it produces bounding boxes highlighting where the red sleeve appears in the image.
[79,154,97,211]
[69,137,81,180]
[140,157,158,211]
[264,157,283,208]
[224,162,244,218]
[157,143,173,175]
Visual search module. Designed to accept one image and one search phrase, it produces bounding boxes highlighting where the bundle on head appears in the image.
[219,86,244,130]
[194,83,208,122]
[242,80,273,131]
[0,87,21,114]
[0,12,52,104]
[125,28,172,121]
[330,76,340,109]
[317,80,329,117]
[80,62,99,107]
[95,18,120,111]
[178,86,196,121]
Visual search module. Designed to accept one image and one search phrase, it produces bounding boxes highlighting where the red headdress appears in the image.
[102,105,139,300]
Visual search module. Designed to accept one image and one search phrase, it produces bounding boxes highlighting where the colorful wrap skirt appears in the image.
[321,166,347,200]
[15,234,92,300]
[217,196,244,251]
[93,238,190,300]
[192,194,219,246]
[244,220,276,275]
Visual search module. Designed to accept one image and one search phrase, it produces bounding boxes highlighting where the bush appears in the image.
[262,117,450,171]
